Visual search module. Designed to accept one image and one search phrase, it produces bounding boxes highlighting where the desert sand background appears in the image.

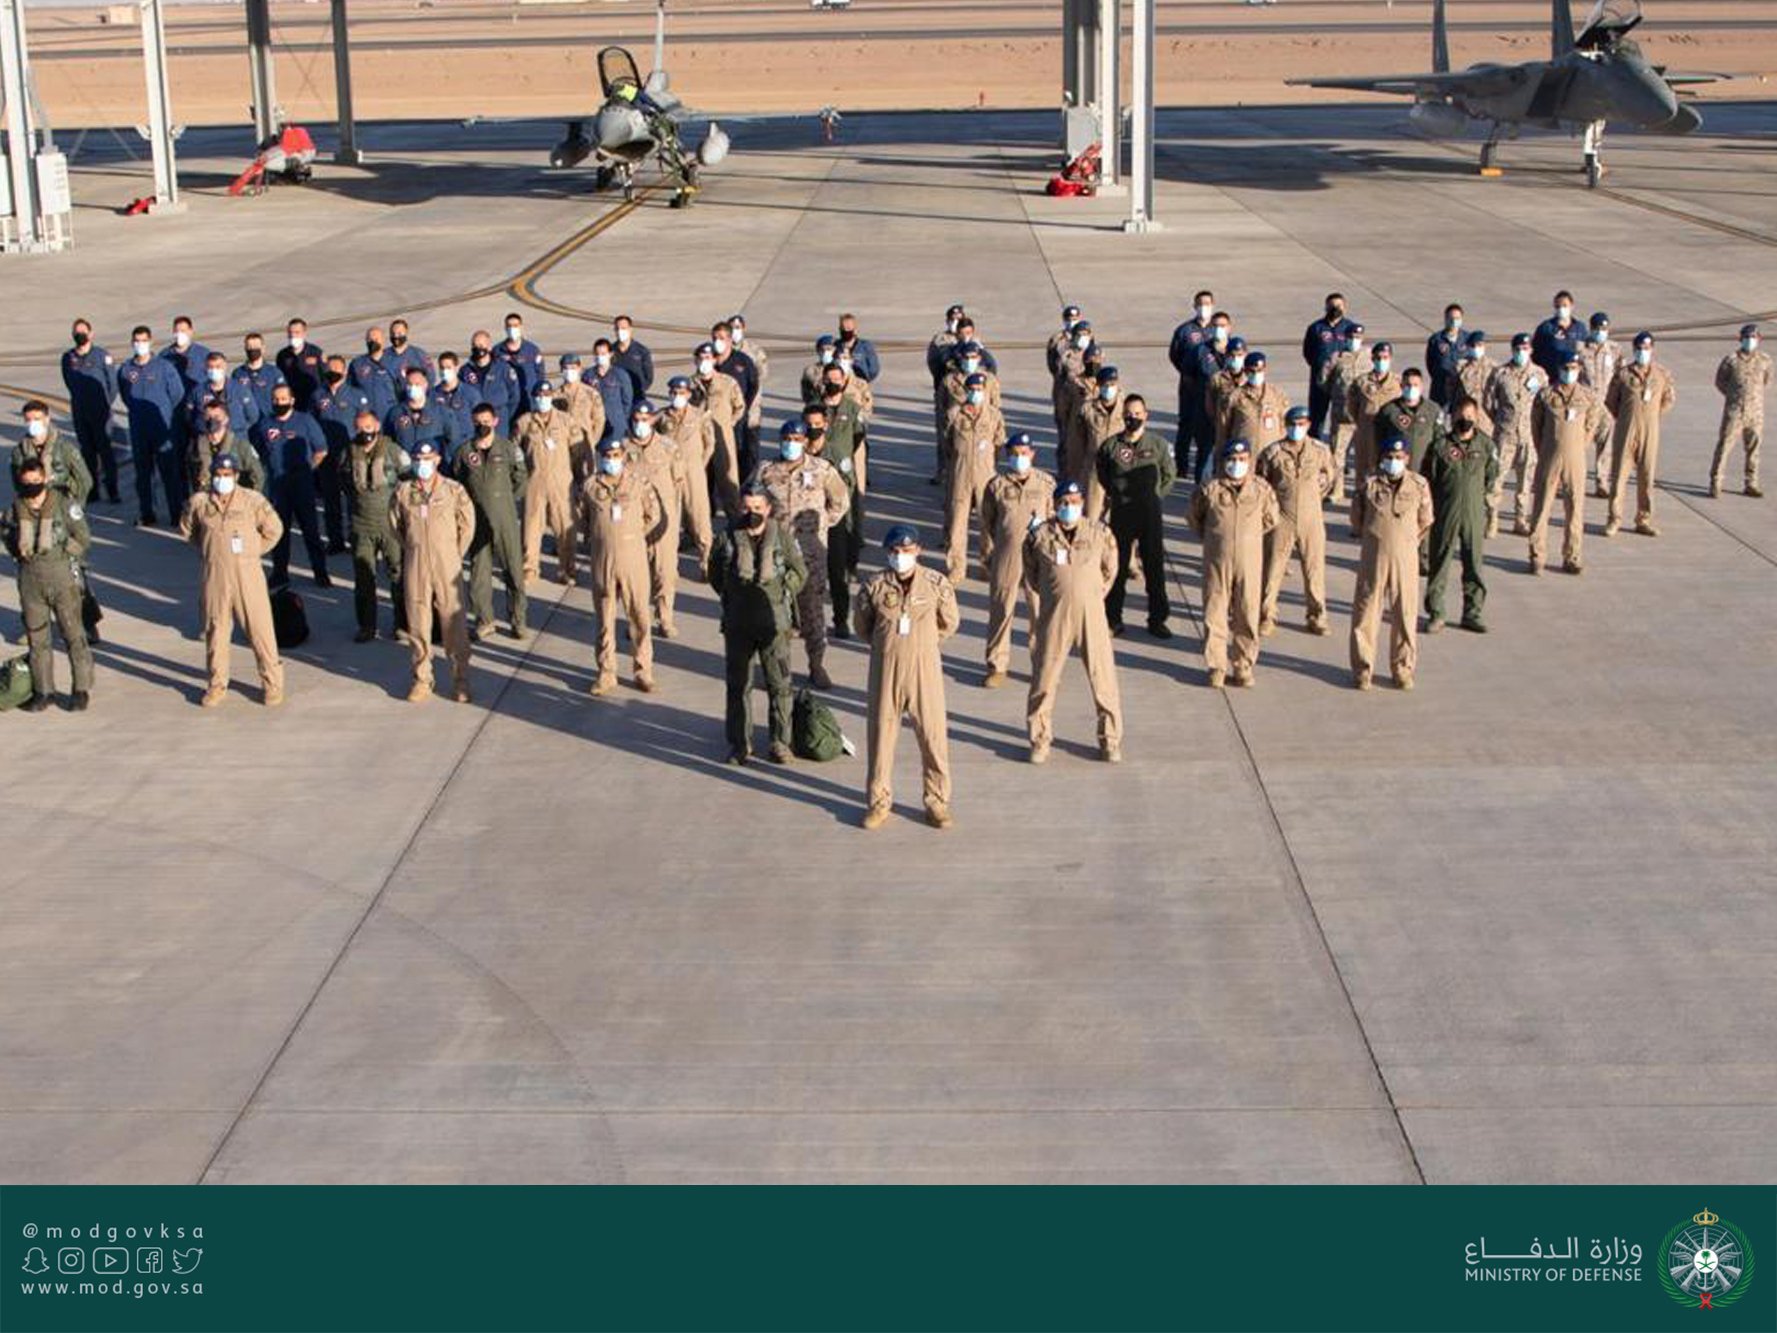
[18,0,1777,130]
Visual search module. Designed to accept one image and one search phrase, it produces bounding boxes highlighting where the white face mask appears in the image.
[889,551,917,574]
[1743,337,1760,353]
[1074,334,1091,350]
[1560,369,1578,385]
[1374,359,1391,375]
[1248,371,1265,388]
[1403,385,1422,404]
[713,339,730,356]
[1381,457,1405,478]
[26,418,48,439]
[1098,385,1117,402]
[966,390,984,407]
[207,368,226,385]
[563,366,582,384]
[1634,348,1652,366]
[534,396,554,414]
[174,331,191,349]
[415,459,437,480]
[616,328,632,345]
[213,475,236,495]
[633,420,653,439]
[595,355,611,372]
[1556,305,1573,322]
[599,456,623,477]
[1447,316,1462,332]
[670,394,689,410]
[731,328,746,345]
[1593,329,1609,345]
[408,385,426,405]
[1211,327,1228,346]
[290,336,305,352]
[818,349,834,365]
[1512,349,1529,366]
[698,359,715,376]
[1228,354,1246,373]
[1197,304,1215,322]
[1286,424,1307,442]
[1057,503,1082,525]
[1009,453,1032,474]
[506,326,524,345]
[1467,346,1486,361]
[133,340,152,358]
[781,440,805,462]
[962,358,980,373]
[1226,459,1250,480]
[1349,339,1364,355]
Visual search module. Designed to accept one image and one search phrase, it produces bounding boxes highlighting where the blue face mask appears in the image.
[1286,424,1307,442]
[533,396,553,414]
[1560,369,1578,385]
[415,459,437,480]
[781,440,805,462]
[1057,503,1083,525]
[599,456,623,477]
[1008,453,1032,474]
[1381,457,1405,478]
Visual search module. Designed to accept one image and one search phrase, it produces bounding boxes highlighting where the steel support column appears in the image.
[1123,0,1157,231]
[1,0,40,246]
[245,0,277,145]
[140,0,178,205]
[330,0,360,163]
[1097,0,1120,185]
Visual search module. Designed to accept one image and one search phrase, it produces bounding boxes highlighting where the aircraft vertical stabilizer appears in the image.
[1552,0,1576,57]
[1432,0,1450,73]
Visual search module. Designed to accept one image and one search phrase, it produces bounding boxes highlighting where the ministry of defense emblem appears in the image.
[1661,1208,1755,1309]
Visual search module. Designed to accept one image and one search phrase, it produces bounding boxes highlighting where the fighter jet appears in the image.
[1288,0,1727,186]
[547,46,729,208]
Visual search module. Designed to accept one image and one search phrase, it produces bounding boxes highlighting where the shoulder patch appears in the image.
[68,504,84,521]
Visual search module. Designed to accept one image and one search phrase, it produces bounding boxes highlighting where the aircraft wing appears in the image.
[1288,67,1529,98]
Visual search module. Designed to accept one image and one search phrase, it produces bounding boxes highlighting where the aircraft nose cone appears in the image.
[1628,72,1679,126]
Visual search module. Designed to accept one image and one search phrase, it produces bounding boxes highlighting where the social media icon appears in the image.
[93,1247,129,1274]
[171,1248,202,1275]
[57,1248,84,1274]
[136,1248,163,1274]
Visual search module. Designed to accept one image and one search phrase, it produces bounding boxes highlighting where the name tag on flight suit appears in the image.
[1055,547,1070,566]
[230,534,244,554]
[420,503,430,519]
[897,613,911,636]
[1566,408,1577,422]
[546,437,558,450]
[1642,388,1653,403]
[612,503,623,522]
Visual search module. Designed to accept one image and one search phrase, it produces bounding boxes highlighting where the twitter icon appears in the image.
[171,1248,202,1275]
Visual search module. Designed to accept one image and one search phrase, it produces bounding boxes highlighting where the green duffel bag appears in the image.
[0,655,33,712]
[792,687,848,762]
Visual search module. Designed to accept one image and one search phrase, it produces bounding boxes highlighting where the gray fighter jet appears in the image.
[1289,0,1727,186]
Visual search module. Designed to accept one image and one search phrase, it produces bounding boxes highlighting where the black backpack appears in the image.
[271,585,310,649]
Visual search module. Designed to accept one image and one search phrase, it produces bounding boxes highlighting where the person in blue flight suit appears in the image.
[350,326,400,421]
[497,312,546,399]
[61,317,120,503]
[385,368,465,463]
[185,352,261,445]
[159,314,211,390]
[276,317,327,411]
[1424,303,1466,411]
[1532,289,1583,379]
[834,312,879,383]
[250,382,331,587]
[383,317,435,388]
[431,350,482,444]
[461,330,521,435]
[1301,291,1358,437]
[1168,290,1220,478]
[612,314,654,397]
[311,353,373,553]
[587,338,633,446]
[229,332,287,421]
[116,325,189,525]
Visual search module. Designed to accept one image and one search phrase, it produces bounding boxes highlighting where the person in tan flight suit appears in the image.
[1484,333,1545,537]
[1603,331,1676,538]
[691,341,745,513]
[1023,479,1122,763]
[943,373,1004,580]
[1710,323,1771,498]
[1256,405,1336,637]
[658,375,716,571]
[1576,312,1624,496]
[1345,340,1403,492]
[390,439,476,703]
[1068,365,1124,506]
[1349,436,1434,691]
[557,352,608,462]
[620,399,688,638]
[978,431,1056,687]
[927,307,964,473]
[1217,351,1290,466]
[1203,337,1249,457]
[180,452,285,708]
[1190,439,1280,689]
[578,436,668,696]
[1318,323,1367,502]
[855,524,959,831]
[1049,310,1089,441]
[938,342,1000,474]
[517,382,589,586]
[1528,351,1612,576]
[758,419,849,689]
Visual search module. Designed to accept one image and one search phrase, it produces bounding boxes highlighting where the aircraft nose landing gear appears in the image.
[1582,119,1606,188]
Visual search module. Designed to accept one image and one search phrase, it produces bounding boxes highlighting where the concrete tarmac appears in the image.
[2,105,1774,1184]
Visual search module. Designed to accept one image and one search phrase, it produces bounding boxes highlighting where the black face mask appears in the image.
[324,371,344,386]
[743,510,768,528]
[1454,422,1477,437]
[16,480,46,499]
[391,334,407,348]
[1327,307,1343,320]
[245,349,264,364]
[73,332,90,347]
[274,404,294,418]
[1125,417,1146,433]
[472,350,491,363]
[807,427,826,443]
[206,420,228,436]
[355,430,376,445]
[474,424,495,439]
[366,341,383,355]
[823,383,844,398]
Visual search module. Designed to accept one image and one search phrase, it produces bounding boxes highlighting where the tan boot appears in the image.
[925,804,953,829]
[406,679,433,703]
[861,804,890,831]
[200,686,228,708]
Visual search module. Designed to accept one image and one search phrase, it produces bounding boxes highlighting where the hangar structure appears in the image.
[1,0,1161,247]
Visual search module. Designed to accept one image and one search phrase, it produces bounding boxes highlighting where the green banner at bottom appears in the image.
[2,1186,1771,1333]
